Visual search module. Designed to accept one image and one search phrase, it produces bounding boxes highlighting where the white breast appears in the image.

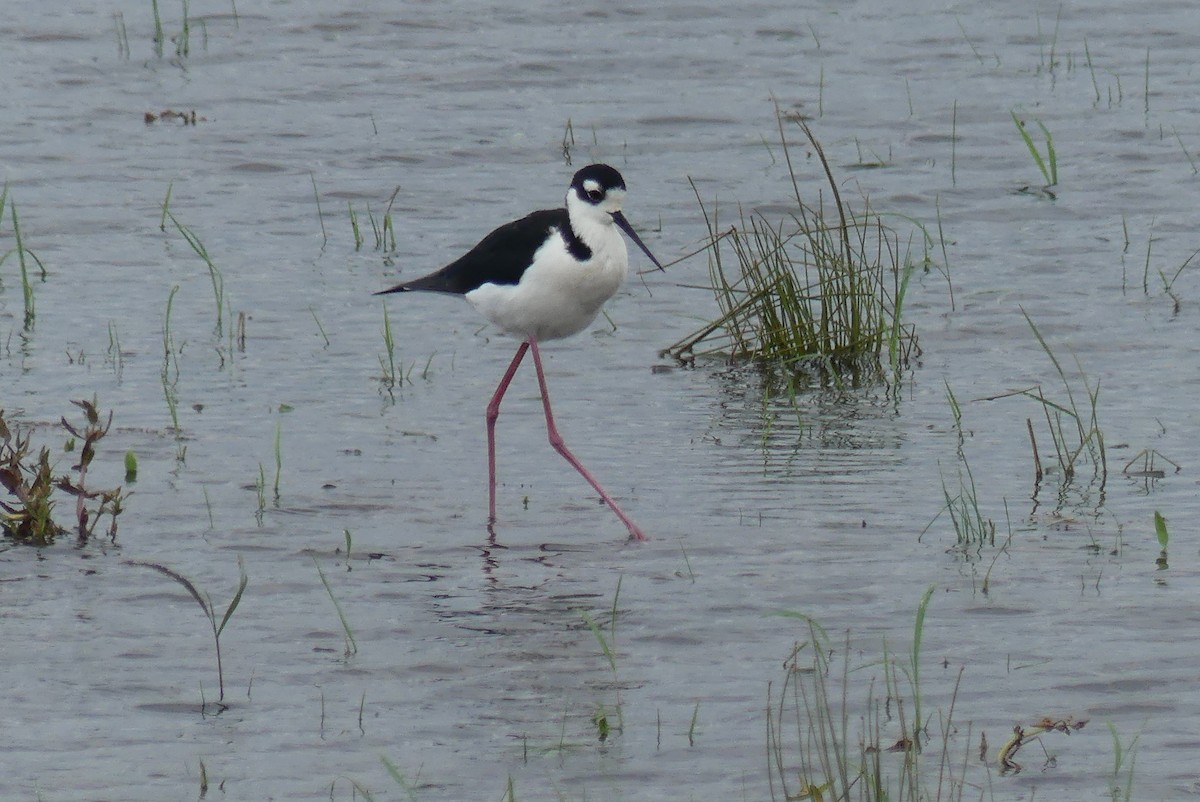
[465,225,629,341]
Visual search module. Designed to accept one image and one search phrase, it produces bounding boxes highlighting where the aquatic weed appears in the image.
[161,285,182,434]
[663,112,920,385]
[925,450,996,555]
[1153,510,1169,569]
[581,576,626,736]
[1107,722,1141,801]
[348,202,363,250]
[167,212,225,333]
[975,311,1107,489]
[0,186,48,330]
[1019,311,1106,484]
[0,399,129,546]
[113,11,130,59]
[1011,110,1057,190]
[310,172,327,246]
[313,555,358,656]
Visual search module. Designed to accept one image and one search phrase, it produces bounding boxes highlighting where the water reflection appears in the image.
[704,362,907,469]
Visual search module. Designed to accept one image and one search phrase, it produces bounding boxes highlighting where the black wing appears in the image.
[375,208,571,296]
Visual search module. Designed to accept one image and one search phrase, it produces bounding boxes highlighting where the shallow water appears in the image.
[3,1,1200,799]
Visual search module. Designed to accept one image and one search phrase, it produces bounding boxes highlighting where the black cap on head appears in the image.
[571,163,626,204]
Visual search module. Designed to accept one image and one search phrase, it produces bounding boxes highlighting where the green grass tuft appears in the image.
[663,112,920,385]
[1011,110,1058,188]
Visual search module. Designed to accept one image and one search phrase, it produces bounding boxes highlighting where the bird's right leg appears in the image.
[486,340,530,522]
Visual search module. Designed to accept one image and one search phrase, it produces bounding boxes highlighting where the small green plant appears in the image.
[1020,311,1106,483]
[1084,37,1102,104]
[1156,247,1198,313]
[591,706,611,742]
[151,0,165,57]
[0,186,48,330]
[310,172,327,246]
[113,11,130,58]
[687,701,701,746]
[1011,110,1058,188]
[928,452,996,553]
[1172,126,1198,175]
[379,302,400,389]
[159,181,173,231]
[1153,510,1168,569]
[348,203,363,250]
[106,320,125,377]
[167,212,224,333]
[124,450,138,483]
[127,556,248,705]
[908,584,934,738]
[580,576,625,735]
[175,0,190,57]
[161,285,182,433]
[380,757,422,802]
[253,463,266,525]
[1107,722,1141,801]
[309,305,331,346]
[272,420,282,500]
[313,555,357,656]
[1143,46,1151,116]
[980,312,1107,486]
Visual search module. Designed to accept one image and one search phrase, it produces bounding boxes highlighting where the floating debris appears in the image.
[144,109,203,125]
[997,716,1088,773]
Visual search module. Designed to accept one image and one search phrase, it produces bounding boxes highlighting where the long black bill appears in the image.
[611,211,665,271]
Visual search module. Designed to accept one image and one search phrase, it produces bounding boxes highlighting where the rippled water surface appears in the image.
[4,1,1200,799]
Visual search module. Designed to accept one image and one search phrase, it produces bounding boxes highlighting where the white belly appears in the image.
[465,231,629,341]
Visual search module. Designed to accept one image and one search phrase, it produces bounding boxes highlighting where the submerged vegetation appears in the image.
[663,112,921,384]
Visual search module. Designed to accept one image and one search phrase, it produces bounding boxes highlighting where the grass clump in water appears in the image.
[1011,110,1058,193]
[979,310,1107,488]
[769,592,1102,800]
[663,112,920,385]
[767,605,975,802]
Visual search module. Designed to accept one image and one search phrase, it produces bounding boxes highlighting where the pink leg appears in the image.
[528,338,647,541]
[487,341,529,523]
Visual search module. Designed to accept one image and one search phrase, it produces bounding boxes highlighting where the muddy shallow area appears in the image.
[3,1,1200,799]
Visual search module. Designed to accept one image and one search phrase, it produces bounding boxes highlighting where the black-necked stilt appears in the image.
[377,163,664,541]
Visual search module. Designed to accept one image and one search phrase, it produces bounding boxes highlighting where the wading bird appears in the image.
[377,164,664,540]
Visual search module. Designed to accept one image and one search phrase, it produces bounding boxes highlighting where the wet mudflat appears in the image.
[3,1,1200,799]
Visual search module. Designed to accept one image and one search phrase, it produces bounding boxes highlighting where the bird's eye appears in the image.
[586,188,604,202]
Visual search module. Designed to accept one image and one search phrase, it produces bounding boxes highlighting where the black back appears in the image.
[378,207,592,296]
